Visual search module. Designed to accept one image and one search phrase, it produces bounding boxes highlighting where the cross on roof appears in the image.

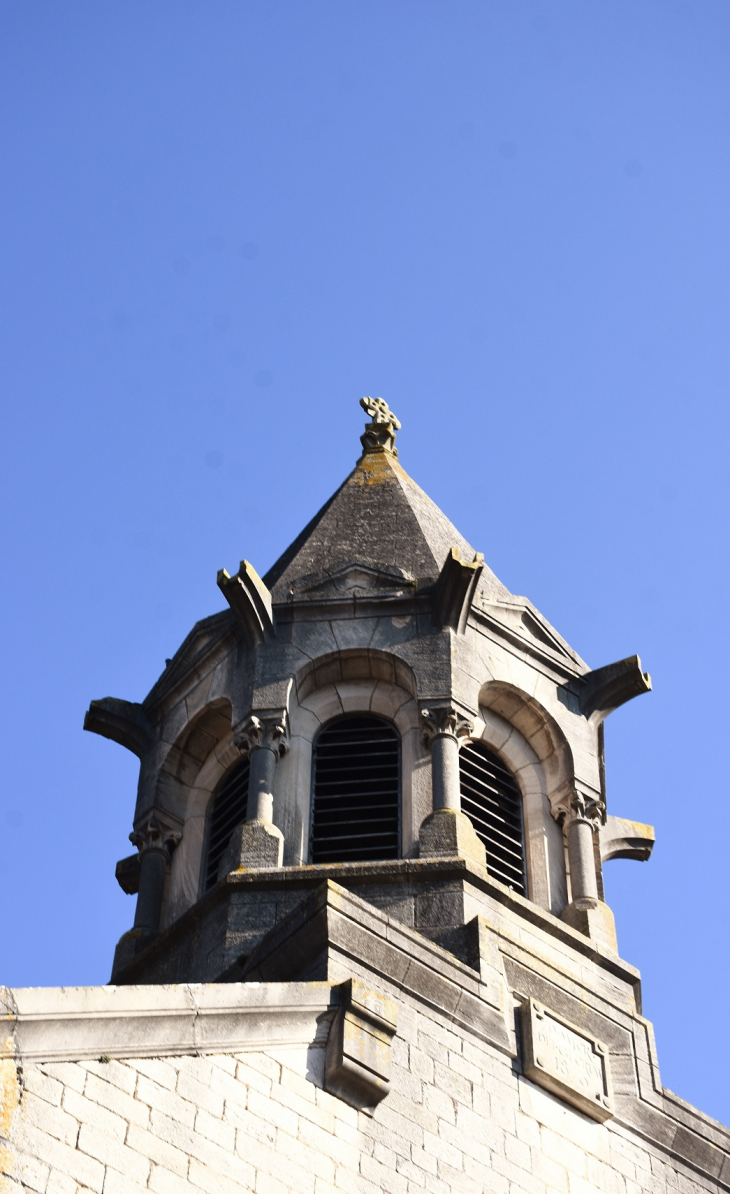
[360,396,401,429]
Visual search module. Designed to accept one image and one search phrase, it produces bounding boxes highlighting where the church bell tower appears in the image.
[86,395,654,989]
[4,398,727,1194]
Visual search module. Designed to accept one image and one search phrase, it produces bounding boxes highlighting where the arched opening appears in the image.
[203,756,250,891]
[478,680,576,819]
[310,715,400,863]
[460,741,527,895]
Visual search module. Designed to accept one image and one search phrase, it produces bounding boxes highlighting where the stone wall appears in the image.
[2,981,727,1194]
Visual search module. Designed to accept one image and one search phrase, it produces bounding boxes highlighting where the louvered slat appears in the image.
[204,757,250,891]
[311,716,400,863]
[459,742,527,895]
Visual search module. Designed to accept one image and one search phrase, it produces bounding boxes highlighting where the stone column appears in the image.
[130,817,181,932]
[219,713,288,875]
[417,704,486,867]
[555,788,617,952]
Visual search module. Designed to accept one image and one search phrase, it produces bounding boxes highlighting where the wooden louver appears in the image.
[204,757,250,891]
[311,716,400,863]
[459,741,527,895]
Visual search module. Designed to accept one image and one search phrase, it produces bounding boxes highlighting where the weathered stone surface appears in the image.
[83,697,155,757]
[579,654,652,719]
[418,808,487,867]
[219,819,284,874]
[262,447,507,602]
[238,880,515,1056]
[109,855,645,1004]
[1,981,335,1062]
[561,897,618,954]
[217,559,275,646]
[2,961,729,1194]
[110,927,158,978]
[434,546,484,634]
[520,997,614,1122]
[68,401,727,1194]
[600,814,656,862]
[324,977,398,1113]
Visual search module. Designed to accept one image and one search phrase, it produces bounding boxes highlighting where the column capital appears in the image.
[420,703,474,750]
[552,787,606,831]
[234,712,289,759]
[129,814,181,857]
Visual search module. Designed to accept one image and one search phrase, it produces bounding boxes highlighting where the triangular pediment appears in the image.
[288,559,416,600]
[476,596,586,671]
[143,609,234,707]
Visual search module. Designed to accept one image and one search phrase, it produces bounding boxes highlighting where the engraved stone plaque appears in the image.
[520,999,614,1122]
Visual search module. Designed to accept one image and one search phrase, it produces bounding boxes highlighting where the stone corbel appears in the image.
[115,853,141,895]
[579,655,652,721]
[325,978,399,1114]
[83,697,155,758]
[434,546,485,634]
[600,815,655,863]
[217,560,275,646]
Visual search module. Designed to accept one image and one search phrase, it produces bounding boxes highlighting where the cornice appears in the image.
[112,856,642,997]
[0,981,334,1064]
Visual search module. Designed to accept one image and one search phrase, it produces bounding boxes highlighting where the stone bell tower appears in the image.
[86,393,654,985]
[3,398,728,1194]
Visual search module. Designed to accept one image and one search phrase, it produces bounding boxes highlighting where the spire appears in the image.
[262,397,509,601]
[359,396,401,457]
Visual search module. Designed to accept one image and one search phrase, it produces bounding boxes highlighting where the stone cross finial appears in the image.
[360,396,401,456]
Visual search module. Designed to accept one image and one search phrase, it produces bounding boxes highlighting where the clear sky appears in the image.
[1,1,729,1125]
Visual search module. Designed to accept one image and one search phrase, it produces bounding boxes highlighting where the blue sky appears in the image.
[1,1,729,1124]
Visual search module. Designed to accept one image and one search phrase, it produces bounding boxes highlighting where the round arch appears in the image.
[282,648,425,866]
[473,681,575,916]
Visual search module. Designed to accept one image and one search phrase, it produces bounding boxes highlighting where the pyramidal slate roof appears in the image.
[263,433,510,601]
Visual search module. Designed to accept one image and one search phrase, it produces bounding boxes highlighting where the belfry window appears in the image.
[203,756,250,891]
[310,716,400,863]
[459,742,527,895]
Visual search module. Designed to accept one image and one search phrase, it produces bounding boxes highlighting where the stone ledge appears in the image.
[226,858,643,992]
[113,857,642,1003]
[238,879,516,1058]
[0,981,335,1064]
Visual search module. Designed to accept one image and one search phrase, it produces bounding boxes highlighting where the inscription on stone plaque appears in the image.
[520,999,614,1122]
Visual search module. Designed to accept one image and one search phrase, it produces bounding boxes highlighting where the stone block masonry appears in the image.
[2,978,729,1194]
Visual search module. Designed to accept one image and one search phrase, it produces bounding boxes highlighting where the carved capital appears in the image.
[234,713,289,758]
[359,396,400,457]
[420,704,474,750]
[129,815,181,857]
[552,788,606,831]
